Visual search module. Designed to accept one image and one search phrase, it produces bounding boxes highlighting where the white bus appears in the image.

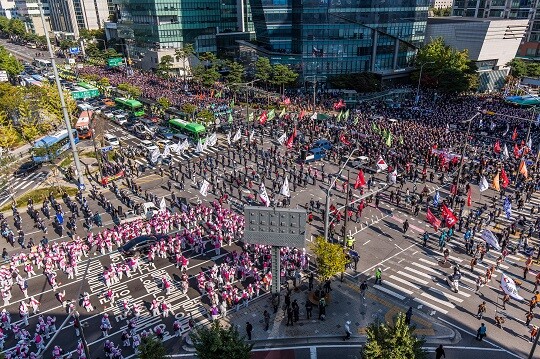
[33,59,52,69]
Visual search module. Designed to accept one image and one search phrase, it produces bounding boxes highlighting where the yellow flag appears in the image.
[519,161,528,179]
[492,172,500,191]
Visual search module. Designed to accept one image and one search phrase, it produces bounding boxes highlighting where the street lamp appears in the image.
[454,110,483,202]
[415,61,435,106]
[324,148,359,241]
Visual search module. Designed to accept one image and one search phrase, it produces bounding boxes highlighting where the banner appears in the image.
[479,176,489,192]
[481,229,501,250]
[389,169,397,184]
[376,157,388,171]
[195,139,204,154]
[500,273,524,301]
[199,180,210,197]
[503,144,509,159]
[277,133,287,145]
[426,208,441,231]
[286,128,296,149]
[281,177,290,197]
[354,170,366,189]
[151,148,160,164]
[100,170,125,185]
[249,130,255,143]
[162,144,171,158]
[259,182,270,207]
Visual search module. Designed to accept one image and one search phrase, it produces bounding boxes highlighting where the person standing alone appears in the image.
[246,322,253,340]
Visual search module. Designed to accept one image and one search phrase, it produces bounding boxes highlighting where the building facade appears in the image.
[452,0,540,59]
[425,17,528,91]
[14,0,51,35]
[244,0,429,81]
[48,0,110,36]
[0,0,16,19]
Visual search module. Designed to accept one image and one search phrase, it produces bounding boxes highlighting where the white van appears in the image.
[104,133,120,147]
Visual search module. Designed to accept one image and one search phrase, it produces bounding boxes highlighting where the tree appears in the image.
[175,43,195,82]
[225,60,245,85]
[182,103,197,119]
[255,57,272,88]
[0,110,20,149]
[8,19,26,38]
[507,58,528,78]
[0,45,23,76]
[431,6,451,16]
[328,72,380,92]
[310,236,348,282]
[415,37,478,93]
[137,335,167,359]
[197,108,215,125]
[363,313,427,359]
[117,83,141,99]
[190,321,253,359]
[271,64,298,94]
[157,97,170,109]
[157,55,174,77]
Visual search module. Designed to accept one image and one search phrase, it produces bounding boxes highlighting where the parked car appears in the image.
[104,133,120,148]
[14,161,42,178]
[140,139,159,154]
[118,234,169,256]
[157,126,174,140]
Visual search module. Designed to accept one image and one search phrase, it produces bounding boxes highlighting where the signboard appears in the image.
[69,47,80,55]
[68,58,75,65]
[0,70,8,82]
[101,146,113,153]
[243,207,307,247]
[71,88,100,100]
[107,57,124,67]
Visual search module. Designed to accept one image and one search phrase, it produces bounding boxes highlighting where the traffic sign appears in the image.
[0,70,8,82]
[69,47,80,55]
[107,57,124,67]
[78,183,86,191]
[101,146,113,153]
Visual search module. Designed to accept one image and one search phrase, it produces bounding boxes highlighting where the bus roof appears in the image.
[33,129,72,148]
[169,118,206,133]
[77,82,97,90]
[115,97,143,108]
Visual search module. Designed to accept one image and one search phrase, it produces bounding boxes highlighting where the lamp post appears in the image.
[95,39,107,51]
[454,110,483,202]
[415,61,435,106]
[38,1,86,191]
[324,148,359,241]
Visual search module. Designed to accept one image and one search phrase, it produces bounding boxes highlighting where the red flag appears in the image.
[259,111,268,125]
[426,208,441,231]
[500,168,510,188]
[512,127,518,140]
[441,204,457,227]
[283,97,291,105]
[450,184,457,195]
[354,170,366,189]
[513,144,520,158]
[339,133,351,146]
[299,110,305,119]
[467,187,472,207]
[286,128,296,149]
[494,141,501,154]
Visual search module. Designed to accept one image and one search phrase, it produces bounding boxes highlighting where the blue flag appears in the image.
[503,197,512,220]
[432,191,440,207]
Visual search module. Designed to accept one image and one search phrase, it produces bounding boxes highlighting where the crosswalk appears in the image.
[369,192,539,317]
[0,171,48,206]
[133,145,225,168]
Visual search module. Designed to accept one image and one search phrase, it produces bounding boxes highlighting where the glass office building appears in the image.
[247,0,429,79]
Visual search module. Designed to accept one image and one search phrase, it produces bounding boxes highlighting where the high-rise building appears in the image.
[14,0,51,35]
[47,0,110,37]
[240,0,429,80]
[452,0,539,59]
[0,0,16,19]
[113,0,254,70]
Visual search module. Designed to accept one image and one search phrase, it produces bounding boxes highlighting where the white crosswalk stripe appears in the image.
[0,171,48,206]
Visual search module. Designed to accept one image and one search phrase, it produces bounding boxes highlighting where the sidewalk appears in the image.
[219,275,458,348]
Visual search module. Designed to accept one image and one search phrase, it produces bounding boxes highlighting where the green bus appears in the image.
[114,97,145,117]
[169,119,206,142]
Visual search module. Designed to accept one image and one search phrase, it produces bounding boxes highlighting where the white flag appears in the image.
[233,129,241,143]
[389,169,397,184]
[162,144,171,158]
[503,144,509,159]
[227,132,231,145]
[170,143,179,153]
[259,182,270,207]
[159,197,167,212]
[481,229,501,250]
[500,273,524,301]
[249,130,255,143]
[281,177,290,197]
[310,112,318,120]
[199,179,210,197]
[479,176,489,192]
[207,133,217,147]
[180,139,190,151]
[277,133,286,145]
[527,137,532,150]
[151,148,160,164]
[195,139,204,153]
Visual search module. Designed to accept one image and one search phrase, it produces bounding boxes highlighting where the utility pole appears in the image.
[38,1,86,191]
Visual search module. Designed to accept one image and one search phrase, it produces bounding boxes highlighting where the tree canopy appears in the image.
[506,58,540,78]
[137,335,167,359]
[310,236,348,282]
[192,52,221,86]
[0,45,23,76]
[415,37,478,93]
[190,321,253,359]
[363,313,427,359]
[329,72,381,93]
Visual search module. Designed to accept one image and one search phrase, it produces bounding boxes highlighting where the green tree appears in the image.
[190,321,253,359]
[271,64,298,94]
[197,108,215,125]
[117,83,141,99]
[0,45,23,76]
[175,43,195,82]
[0,111,20,149]
[328,72,380,92]
[310,236,348,282]
[156,97,170,109]
[137,335,167,359]
[415,37,478,93]
[59,39,77,51]
[507,58,528,78]
[157,55,174,77]
[225,60,245,85]
[182,103,197,119]
[0,17,9,34]
[8,19,26,37]
[363,313,427,359]
[431,6,451,16]
[255,57,272,88]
